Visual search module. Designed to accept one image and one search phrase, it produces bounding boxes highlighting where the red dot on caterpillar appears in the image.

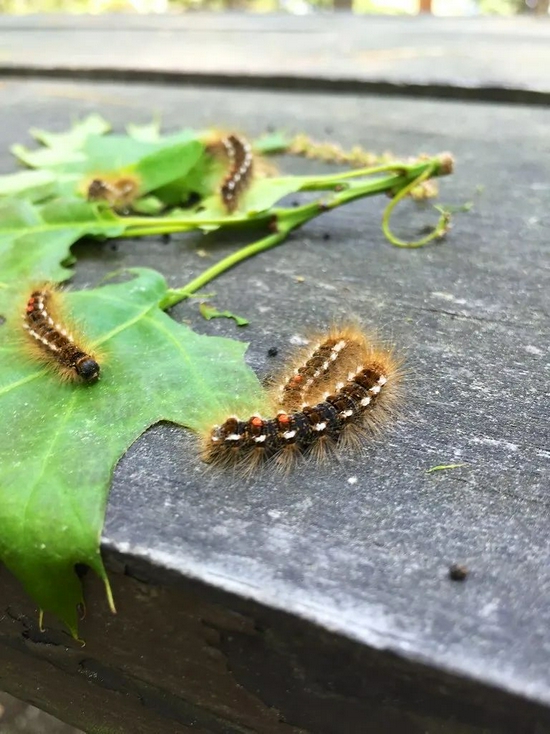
[200,324,403,474]
[20,285,101,384]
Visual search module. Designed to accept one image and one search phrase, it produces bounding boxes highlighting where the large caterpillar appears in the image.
[22,286,100,383]
[201,325,401,473]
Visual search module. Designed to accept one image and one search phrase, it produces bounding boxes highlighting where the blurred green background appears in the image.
[0,0,547,15]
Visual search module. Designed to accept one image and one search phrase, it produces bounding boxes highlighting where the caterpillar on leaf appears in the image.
[86,175,140,213]
[205,132,260,213]
[219,133,254,213]
[21,285,100,383]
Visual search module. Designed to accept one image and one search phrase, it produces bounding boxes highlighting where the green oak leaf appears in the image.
[128,140,204,196]
[0,198,125,284]
[153,150,224,206]
[12,128,206,211]
[30,114,112,150]
[76,133,199,174]
[14,128,200,175]
[0,268,269,635]
[10,117,290,212]
[58,140,205,204]
[241,177,307,211]
[11,114,110,169]
[130,196,165,215]
[179,175,307,224]
[0,170,59,202]
[126,119,162,143]
[11,144,87,170]
[126,120,289,155]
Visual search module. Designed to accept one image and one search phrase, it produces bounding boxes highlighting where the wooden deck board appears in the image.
[1,15,550,104]
[0,76,549,733]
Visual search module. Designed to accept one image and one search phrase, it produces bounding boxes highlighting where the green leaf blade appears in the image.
[30,114,112,149]
[0,170,59,202]
[129,140,205,196]
[0,269,269,633]
[0,198,126,284]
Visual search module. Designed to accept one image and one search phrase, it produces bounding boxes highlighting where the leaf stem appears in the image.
[159,153,454,308]
[381,163,451,248]
[159,229,289,309]
[296,161,411,191]
[119,213,263,238]
[121,154,453,239]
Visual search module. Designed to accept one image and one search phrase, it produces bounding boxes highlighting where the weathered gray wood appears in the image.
[1,15,550,104]
[0,691,79,733]
[0,77,549,733]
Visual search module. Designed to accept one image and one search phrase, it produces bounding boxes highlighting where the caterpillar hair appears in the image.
[219,133,254,213]
[21,285,100,383]
[200,324,402,474]
[272,325,377,412]
[87,176,139,212]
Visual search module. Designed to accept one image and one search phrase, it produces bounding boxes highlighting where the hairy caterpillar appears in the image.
[201,325,401,473]
[273,326,372,412]
[87,176,139,212]
[219,133,254,213]
[22,286,100,383]
[204,132,255,213]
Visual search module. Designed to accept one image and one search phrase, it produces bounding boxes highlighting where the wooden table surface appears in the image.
[0,14,549,734]
[1,14,550,103]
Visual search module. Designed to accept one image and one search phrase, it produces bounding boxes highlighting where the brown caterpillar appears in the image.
[273,326,372,412]
[22,286,100,383]
[87,176,139,212]
[201,325,401,473]
[219,133,254,213]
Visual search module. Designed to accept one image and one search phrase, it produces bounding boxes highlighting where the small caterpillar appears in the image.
[219,133,254,213]
[87,176,139,212]
[201,326,401,473]
[22,286,100,383]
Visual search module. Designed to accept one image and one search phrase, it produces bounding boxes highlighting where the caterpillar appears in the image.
[219,133,254,213]
[22,286,100,383]
[87,176,139,212]
[201,325,401,473]
[273,326,371,412]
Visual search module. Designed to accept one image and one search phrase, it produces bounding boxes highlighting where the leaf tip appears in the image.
[104,576,117,615]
